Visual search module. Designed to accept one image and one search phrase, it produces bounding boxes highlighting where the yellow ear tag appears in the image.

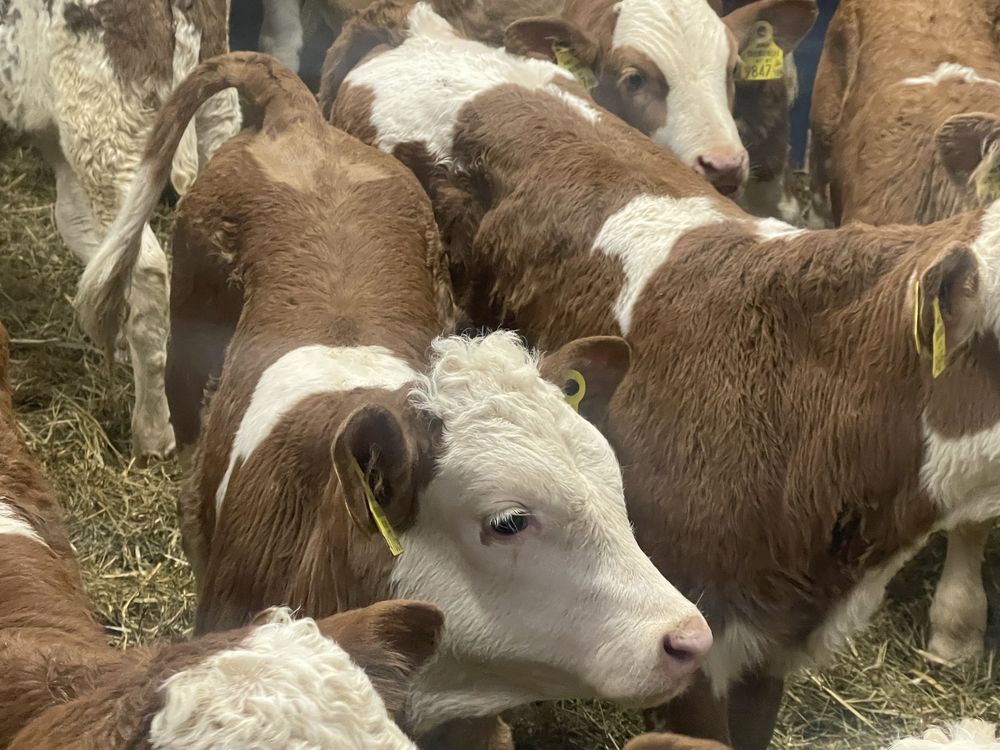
[932,296,947,378]
[564,369,587,412]
[553,44,599,91]
[913,279,925,356]
[351,460,403,557]
[974,156,1000,205]
[738,21,784,81]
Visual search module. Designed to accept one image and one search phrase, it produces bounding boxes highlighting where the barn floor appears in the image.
[1,129,998,749]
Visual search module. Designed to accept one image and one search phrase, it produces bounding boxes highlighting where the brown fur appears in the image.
[0,319,444,747]
[811,0,1000,225]
[53,0,230,88]
[325,11,996,745]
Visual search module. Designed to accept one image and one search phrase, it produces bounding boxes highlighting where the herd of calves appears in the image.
[3,0,1000,747]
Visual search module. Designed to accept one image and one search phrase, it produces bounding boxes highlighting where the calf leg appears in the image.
[928,521,992,663]
[644,671,731,745]
[727,670,784,750]
[259,0,305,72]
[417,716,514,750]
[35,139,101,262]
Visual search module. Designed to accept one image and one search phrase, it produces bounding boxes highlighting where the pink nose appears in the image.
[693,151,748,197]
[662,617,713,678]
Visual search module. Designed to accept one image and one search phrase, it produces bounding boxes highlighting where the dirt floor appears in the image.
[1,129,998,749]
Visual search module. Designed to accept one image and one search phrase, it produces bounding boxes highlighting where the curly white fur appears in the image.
[148,609,417,750]
[889,720,1000,749]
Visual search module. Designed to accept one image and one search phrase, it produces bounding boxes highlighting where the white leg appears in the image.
[259,0,305,72]
[928,521,992,663]
[125,224,176,459]
[34,137,101,262]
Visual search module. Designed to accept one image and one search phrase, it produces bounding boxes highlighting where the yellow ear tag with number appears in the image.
[553,44,599,91]
[564,369,587,412]
[913,279,925,355]
[932,296,947,378]
[738,21,784,82]
[974,155,1000,204]
[351,460,403,557]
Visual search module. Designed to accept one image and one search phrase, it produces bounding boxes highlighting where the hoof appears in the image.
[925,633,985,666]
[131,423,177,463]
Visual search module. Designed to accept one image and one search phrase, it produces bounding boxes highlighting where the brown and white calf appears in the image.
[75,52,712,746]
[811,0,1000,664]
[0,0,241,458]
[322,5,1000,748]
[0,320,445,749]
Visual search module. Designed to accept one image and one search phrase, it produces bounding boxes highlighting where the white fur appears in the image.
[702,618,772,697]
[344,3,599,166]
[613,0,744,167]
[148,608,416,750]
[754,217,807,240]
[215,345,417,516]
[0,500,45,546]
[591,195,727,334]
[389,332,706,730]
[889,720,1000,749]
[169,3,202,195]
[902,63,1000,88]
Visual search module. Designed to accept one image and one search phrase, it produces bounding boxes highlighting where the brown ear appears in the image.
[503,16,601,70]
[915,243,982,362]
[624,733,732,750]
[316,600,444,713]
[539,336,631,427]
[318,2,414,118]
[936,112,1000,187]
[723,0,817,53]
[332,401,421,539]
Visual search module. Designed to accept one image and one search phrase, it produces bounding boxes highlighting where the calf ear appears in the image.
[504,16,601,71]
[316,600,444,713]
[539,336,631,427]
[936,113,1000,192]
[332,401,421,547]
[914,243,982,364]
[624,733,732,750]
[723,0,817,53]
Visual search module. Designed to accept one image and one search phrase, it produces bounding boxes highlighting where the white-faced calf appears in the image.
[322,5,1000,748]
[75,51,711,748]
[811,0,1000,664]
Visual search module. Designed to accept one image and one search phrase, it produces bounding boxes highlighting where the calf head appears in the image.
[937,113,1000,206]
[11,603,442,750]
[504,0,816,196]
[365,332,710,731]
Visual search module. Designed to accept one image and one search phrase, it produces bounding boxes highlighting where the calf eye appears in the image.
[621,69,645,94]
[490,511,529,536]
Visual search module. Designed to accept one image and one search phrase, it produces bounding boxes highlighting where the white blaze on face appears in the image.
[394,332,709,731]
[149,609,417,750]
[344,3,600,166]
[613,0,744,168]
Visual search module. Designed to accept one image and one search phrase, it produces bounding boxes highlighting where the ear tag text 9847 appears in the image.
[738,21,784,81]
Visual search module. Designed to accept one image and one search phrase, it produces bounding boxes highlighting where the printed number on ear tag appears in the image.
[737,21,784,81]
[564,369,587,412]
[351,460,403,557]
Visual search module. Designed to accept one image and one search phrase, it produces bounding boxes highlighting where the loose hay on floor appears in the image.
[1,129,997,749]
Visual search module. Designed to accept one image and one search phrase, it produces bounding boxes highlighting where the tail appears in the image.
[169,0,203,196]
[74,52,321,357]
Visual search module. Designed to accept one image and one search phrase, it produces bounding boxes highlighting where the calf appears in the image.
[75,52,712,747]
[0,0,241,459]
[0,320,444,749]
[811,0,1000,664]
[322,5,1000,748]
